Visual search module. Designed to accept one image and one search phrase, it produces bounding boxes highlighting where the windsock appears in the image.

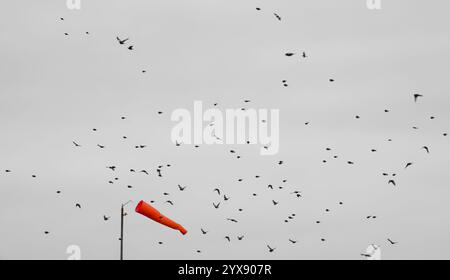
[135,200,187,235]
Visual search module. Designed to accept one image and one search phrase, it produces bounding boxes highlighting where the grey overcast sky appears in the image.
[1,0,450,260]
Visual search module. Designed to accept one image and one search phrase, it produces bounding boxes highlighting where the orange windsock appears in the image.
[135,200,187,235]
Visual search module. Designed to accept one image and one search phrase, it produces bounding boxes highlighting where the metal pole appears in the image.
[120,204,124,261]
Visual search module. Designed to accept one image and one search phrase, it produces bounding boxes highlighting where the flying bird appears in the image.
[116,37,129,45]
[201,228,208,235]
[213,202,221,209]
[267,245,276,253]
[422,146,430,154]
[388,239,398,245]
[274,13,282,21]
[405,162,414,169]
[178,185,187,191]
[103,215,110,221]
[75,204,81,209]
[414,94,423,103]
[72,141,81,147]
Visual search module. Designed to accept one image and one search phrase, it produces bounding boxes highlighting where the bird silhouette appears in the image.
[267,245,276,253]
[103,215,110,221]
[214,188,221,196]
[289,239,298,244]
[140,170,149,175]
[237,235,245,241]
[72,141,81,147]
[107,166,116,171]
[405,162,414,169]
[75,204,81,209]
[116,37,129,45]
[414,94,423,103]
[388,238,398,245]
[227,218,238,223]
[422,146,430,154]
[225,236,231,242]
[274,13,282,21]
[213,202,221,209]
[178,185,187,191]
[201,228,208,235]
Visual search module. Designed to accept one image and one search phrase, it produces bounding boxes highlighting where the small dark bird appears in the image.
[72,141,81,147]
[201,228,208,235]
[128,46,134,51]
[140,170,149,175]
[116,37,129,45]
[274,13,282,21]
[289,239,298,244]
[224,195,230,201]
[213,202,221,209]
[267,245,276,253]
[268,185,274,190]
[329,79,335,82]
[278,161,284,165]
[388,239,398,245]
[422,146,430,154]
[225,236,231,242]
[107,166,116,171]
[97,144,105,149]
[285,53,295,57]
[5,170,11,173]
[414,94,423,103]
[256,7,261,11]
[64,33,69,36]
[214,188,221,195]
[178,185,187,191]
[302,52,307,58]
[44,231,50,235]
[388,180,396,186]
[227,218,238,223]
[272,200,279,206]
[75,204,81,209]
[103,215,110,221]
[237,235,245,241]
[405,162,414,169]
[165,200,174,206]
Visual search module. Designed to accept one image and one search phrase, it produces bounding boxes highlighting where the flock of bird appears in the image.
[2,5,448,259]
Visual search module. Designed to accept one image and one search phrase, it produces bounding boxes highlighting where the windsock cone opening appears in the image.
[135,200,187,235]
